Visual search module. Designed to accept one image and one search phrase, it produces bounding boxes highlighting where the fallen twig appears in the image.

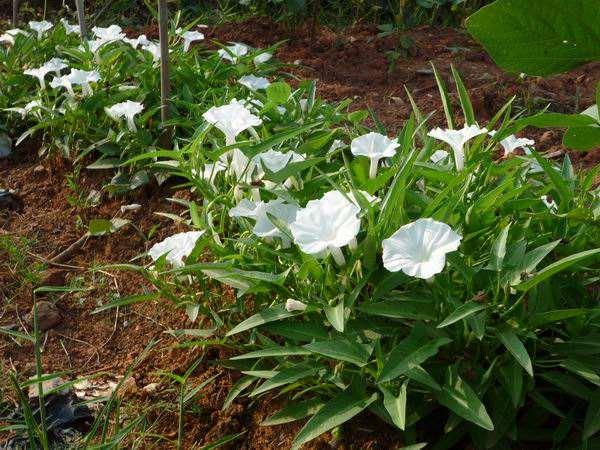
[49,233,90,264]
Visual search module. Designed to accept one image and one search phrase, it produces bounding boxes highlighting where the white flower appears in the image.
[105,100,144,132]
[4,100,43,117]
[0,29,27,45]
[428,124,488,171]
[141,42,161,62]
[92,24,125,42]
[254,52,273,65]
[257,149,304,173]
[541,195,558,213]
[179,30,204,52]
[50,69,101,97]
[60,19,80,35]
[489,130,535,157]
[24,58,67,88]
[29,21,53,39]
[290,190,361,266]
[230,198,298,245]
[238,75,271,91]
[148,231,205,267]
[382,218,461,279]
[328,139,346,154]
[202,98,262,145]
[285,299,307,312]
[218,43,248,63]
[350,132,400,179]
[44,58,68,76]
[430,149,449,163]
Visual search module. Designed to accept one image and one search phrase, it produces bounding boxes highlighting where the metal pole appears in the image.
[158,0,170,123]
[12,0,19,27]
[75,0,87,40]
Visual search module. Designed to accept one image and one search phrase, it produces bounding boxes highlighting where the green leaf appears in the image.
[563,125,600,151]
[266,82,292,104]
[466,0,600,76]
[497,328,533,377]
[291,392,378,450]
[486,223,511,271]
[262,398,324,426]
[324,301,345,332]
[437,373,494,431]
[431,63,454,129]
[584,390,600,439]
[230,346,311,360]
[529,309,590,327]
[357,297,436,321]
[515,247,600,292]
[379,337,452,383]
[250,366,318,397]
[303,338,373,367]
[222,376,255,411]
[381,381,408,430]
[226,305,300,336]
[451,65,475,125]
[437,302,488,328]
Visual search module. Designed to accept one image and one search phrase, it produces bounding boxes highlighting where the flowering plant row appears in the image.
[2,15,599,449]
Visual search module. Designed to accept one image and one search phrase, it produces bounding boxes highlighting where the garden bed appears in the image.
[1,16,599,449]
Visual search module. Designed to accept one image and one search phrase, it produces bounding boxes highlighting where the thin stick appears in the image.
[158,0,170,123]
[12,0,19,26]
[49,233,89,264]
[75,0,87,40]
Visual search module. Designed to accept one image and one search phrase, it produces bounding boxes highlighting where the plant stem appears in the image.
[33,300,49,450]
[158,0,170,124]
[12,0,19,26]
[75,0,87,40]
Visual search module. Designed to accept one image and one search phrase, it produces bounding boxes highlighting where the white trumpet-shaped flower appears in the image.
[105,100,144,132]
[257,149,304,173]
[92,24,125,42]
[0,29,27,45]
[488,130,535,157]
[203,98,262,145]
[290,190,361,266]
[238,75,271,91]
[428,124,488,171]
[351,132,400,179]
[178,29,205,52]
[218,43,248,63]
[24,58,67,88]
[5,100,43,118]
[285,299,307,312]
[254,52,273,65]
[141,42,161,62]
[382,218,461,279]
[50,69,101,97]
[230,198,298,246]
[29,21,53,39]
[148,231,205,267]
[60,19,80,35]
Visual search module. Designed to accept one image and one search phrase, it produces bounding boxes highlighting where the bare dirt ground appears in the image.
[1,18,598,449]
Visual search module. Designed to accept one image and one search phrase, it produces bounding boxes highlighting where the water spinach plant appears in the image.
[1,9,599,450]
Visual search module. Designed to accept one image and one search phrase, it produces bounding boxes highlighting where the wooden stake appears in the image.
[158,0,170,123]
[75,0,87,40]
[12,0,19,26]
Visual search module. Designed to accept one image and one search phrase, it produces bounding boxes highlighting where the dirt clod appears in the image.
[25,300,62,331]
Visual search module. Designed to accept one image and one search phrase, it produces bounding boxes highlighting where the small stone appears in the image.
[25,301,62,331]
[141,382,159,396]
